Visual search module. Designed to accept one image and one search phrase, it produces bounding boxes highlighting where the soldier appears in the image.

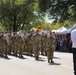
[5,34,10,57]
[2,35,8,58]
[0,36,3,57]
[44,34,48,56]
[33,30,41,60]
[8,32,13,55]
[46,31,56,63]
[11,33,18,56]
[52,32,56,52]
[10,34,14,55]
[24,33,29,55]
[41,32,45,55]
[23,33,27,54]
[18,35,24,58]
[28,32,33,56]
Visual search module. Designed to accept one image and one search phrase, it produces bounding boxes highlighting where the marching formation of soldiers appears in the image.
[0,30,56,63]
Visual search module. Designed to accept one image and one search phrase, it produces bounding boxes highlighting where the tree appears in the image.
[0,0,37,31]
[38,0,76,23]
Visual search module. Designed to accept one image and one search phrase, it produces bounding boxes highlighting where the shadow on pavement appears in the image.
[18,56,27,59]
[49,62,61,65]
[35,57,46,62]
[38,59,46,62]
[4,57,11,60]
[0,56,11,60]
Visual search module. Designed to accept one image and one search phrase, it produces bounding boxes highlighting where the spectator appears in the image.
[71,29,76,75]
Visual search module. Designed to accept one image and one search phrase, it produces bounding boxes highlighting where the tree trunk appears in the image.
[13,14,17,32]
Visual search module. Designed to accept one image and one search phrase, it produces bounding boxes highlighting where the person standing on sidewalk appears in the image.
[71,29,76,75]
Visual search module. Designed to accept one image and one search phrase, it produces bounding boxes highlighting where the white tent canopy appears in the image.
[61,30,68,34]
[52,30,57,33]
[67,24,76,33]
[56,26,67,34]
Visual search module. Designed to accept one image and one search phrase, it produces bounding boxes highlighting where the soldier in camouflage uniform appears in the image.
[43,34,48,56]
[0,36,3,57]
[41,32,45,55]
[18,35,24,57]
[46,32,56,63]
[10,35,14,55]
[24,35,29,55]
[33,30,41,60]
[11,33,18,56]
[2,36,8,58]
[23,33,26,54]
[28,31,34,56]
[5,35,10,57]
[8,32,13,55]
[52,32,56,53]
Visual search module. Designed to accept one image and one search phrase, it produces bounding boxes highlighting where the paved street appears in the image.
[0,52,74,75]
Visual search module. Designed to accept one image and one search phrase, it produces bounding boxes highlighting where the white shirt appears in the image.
[71,29,76,48]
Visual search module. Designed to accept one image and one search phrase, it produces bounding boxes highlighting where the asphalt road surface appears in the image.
[0,52,74,75]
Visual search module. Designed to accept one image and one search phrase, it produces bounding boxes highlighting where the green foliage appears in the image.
[38,0,76,24]
[0,0,37,31]
[0,0,76,31]
[0,25,5,31]
[42,22,62,30]
[38,0,51,12]
[63,20,76,28]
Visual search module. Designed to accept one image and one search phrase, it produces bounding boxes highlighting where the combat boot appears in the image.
[51,59,54,63]
[35,56,39,60]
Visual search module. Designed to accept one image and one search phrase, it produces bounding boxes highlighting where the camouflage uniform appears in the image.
[2,37,8,58]
[18,36,24,57]
[46,35,56,63]
[41,34,45,55]
[6,36,10,56]
[8,35,12,55]
[28,34,33,56]
[10,36,14,55]
[11,35,18,56]
[43,34,48,56]
[0,37,3,56]
[33,32,41,60]
[24,37,29,55]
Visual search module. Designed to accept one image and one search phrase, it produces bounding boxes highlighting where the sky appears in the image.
[33,11,55,23]
[44,13,55,23]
